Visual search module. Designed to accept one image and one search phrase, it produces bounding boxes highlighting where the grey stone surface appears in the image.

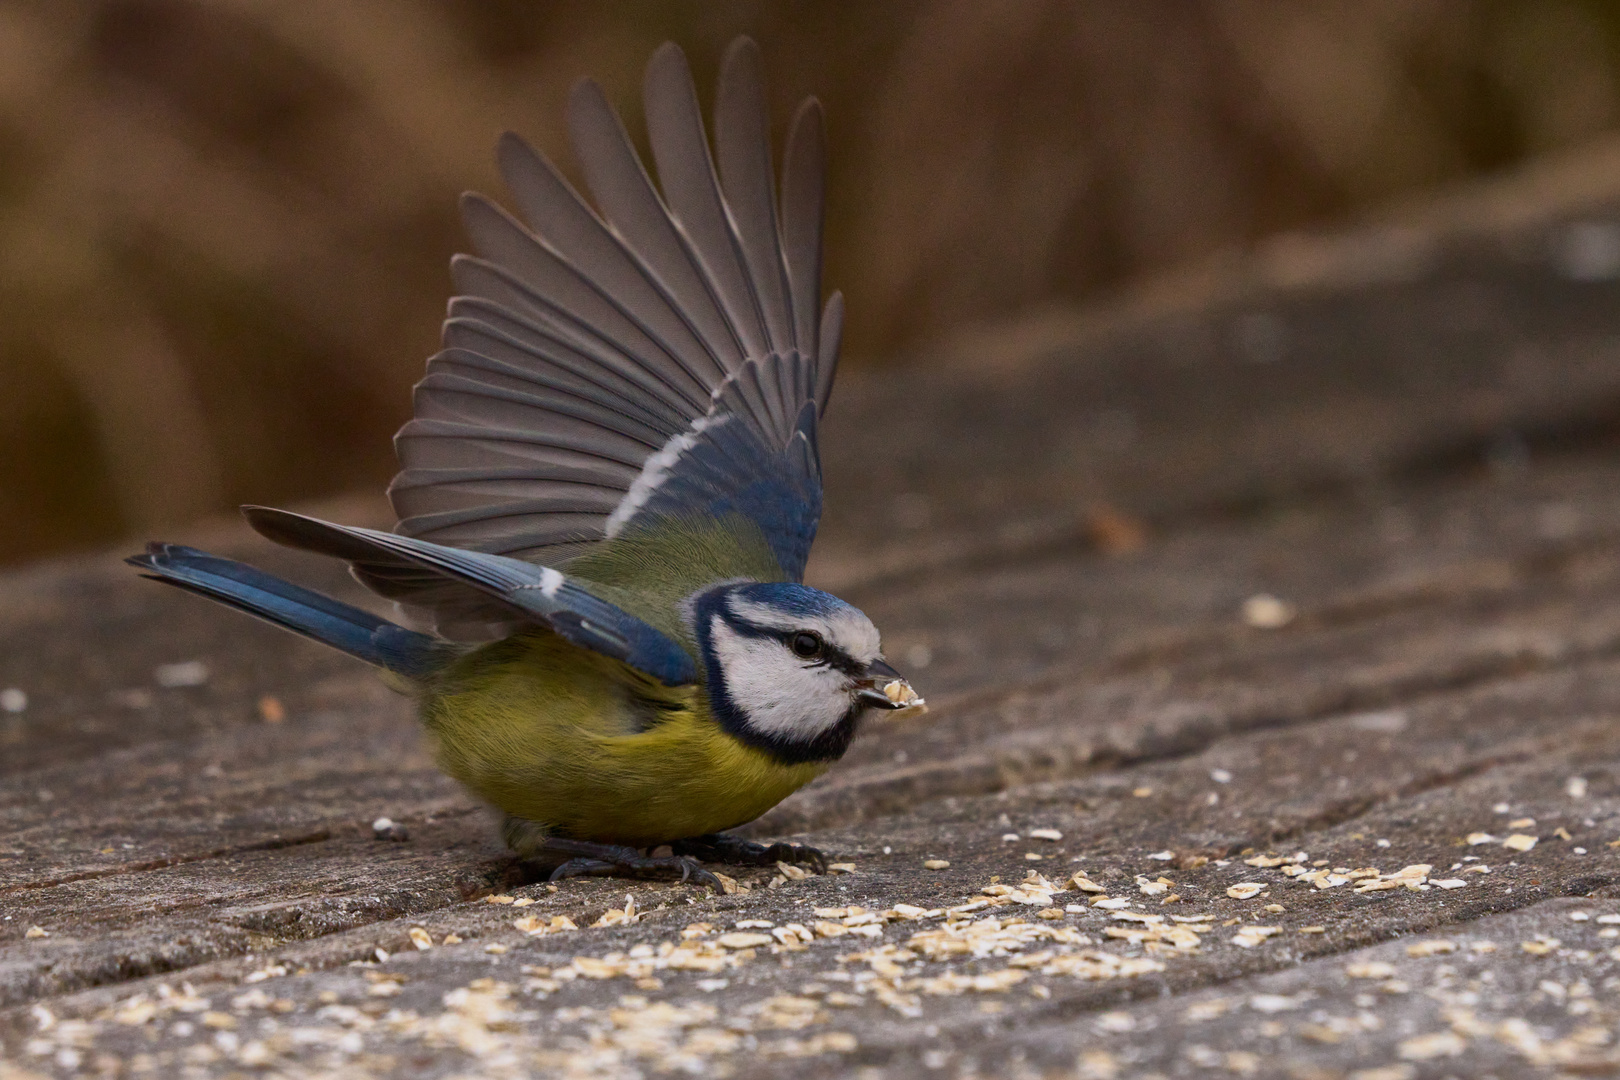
[7,173,1620,1077]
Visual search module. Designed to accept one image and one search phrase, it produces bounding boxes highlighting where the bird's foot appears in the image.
[539,838,722,889]
[671,833,828,874]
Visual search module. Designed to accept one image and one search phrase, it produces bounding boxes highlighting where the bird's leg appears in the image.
[536,837,723,889]
[671,833,828,874]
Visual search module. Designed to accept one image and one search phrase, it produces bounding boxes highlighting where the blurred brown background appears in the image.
[3,0,1620,567]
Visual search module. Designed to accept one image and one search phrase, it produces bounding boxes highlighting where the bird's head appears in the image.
[686,581,923,763]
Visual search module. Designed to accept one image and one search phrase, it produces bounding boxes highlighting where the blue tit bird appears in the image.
[127,38,922,886]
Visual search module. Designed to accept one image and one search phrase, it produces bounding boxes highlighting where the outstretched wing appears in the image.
[388,37,843,600]
[245,508,697,684]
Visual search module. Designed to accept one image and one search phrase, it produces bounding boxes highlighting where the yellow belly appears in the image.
[420,633,827,847]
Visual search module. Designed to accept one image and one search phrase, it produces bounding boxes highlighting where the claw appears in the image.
[535,841,723,888]
[549,857,615,881]
[671,833,830,873]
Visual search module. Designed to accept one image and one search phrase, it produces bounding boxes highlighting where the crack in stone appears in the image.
[0,829,333,895]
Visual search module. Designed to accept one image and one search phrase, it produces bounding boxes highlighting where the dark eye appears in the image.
[790,631,824,659]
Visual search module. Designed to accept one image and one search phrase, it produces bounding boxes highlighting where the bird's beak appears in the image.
[855,658,925,711]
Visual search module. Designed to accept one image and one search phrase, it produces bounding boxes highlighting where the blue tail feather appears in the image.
[127,543,449,680]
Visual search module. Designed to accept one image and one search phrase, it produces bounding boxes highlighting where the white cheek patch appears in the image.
[709,617,852,740]
[724,596,882,666]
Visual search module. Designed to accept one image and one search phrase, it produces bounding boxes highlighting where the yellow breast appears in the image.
[420,632,827,847]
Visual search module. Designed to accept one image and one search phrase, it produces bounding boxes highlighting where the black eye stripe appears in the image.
[823,646,862,676]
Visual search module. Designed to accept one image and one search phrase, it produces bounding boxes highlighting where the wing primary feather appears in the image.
[643,42,769,375]
[495,133,722,396]
[414,370,667,449]
[566,78,749,380]
[814,290,844,416]
[714,37,796,357]
[780,97,826,363]
[458,194,711,412]
[450,257,703,422]
[390,466,627,501]
[439,308,689,432]
[396,418,651,469]
[427,341,684,436]
[395,496,617,528]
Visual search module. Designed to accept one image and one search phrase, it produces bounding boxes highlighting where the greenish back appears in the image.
[560,512,790,648]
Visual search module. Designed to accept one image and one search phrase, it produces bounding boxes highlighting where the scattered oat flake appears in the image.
[1028,828,1063,841]
[1398,1031,1466,1060]
[1520,938,1560,955]
[1244,855,1286,867]
[1092,897,1130,910]
[1248,992,1302,1013]
[1466,832,1497,845]
[1347,961,1397,979]
[484,895,516,905]
[243,964,287,983]
[1431,878,1467,889]
[24,926,48,939]
[1405,939,1455,958]
[1553,827,1573,841]
[1232,926,1281,948]
[827,863,856,874]
[408,927,433,951]
[1299,926,1326,934]
[1184,999,1232,1021]
[923,859,951,870]
[1508,817,1536,829]
[1148,850,1175,860]
[717,932,774,949]
[1350,1068,1417,1080]
[1132,787,1153,798]
[1503,834,1538,852]
[1226,883,1266,899]
[514,914,578,937]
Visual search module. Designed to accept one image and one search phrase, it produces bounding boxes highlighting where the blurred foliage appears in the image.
[2,0,1619,564]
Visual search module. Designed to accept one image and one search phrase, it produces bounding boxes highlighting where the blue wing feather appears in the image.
[625,359,822,579]
[244,508,697,685]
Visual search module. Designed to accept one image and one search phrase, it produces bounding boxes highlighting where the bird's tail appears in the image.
[127,542,451,681]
